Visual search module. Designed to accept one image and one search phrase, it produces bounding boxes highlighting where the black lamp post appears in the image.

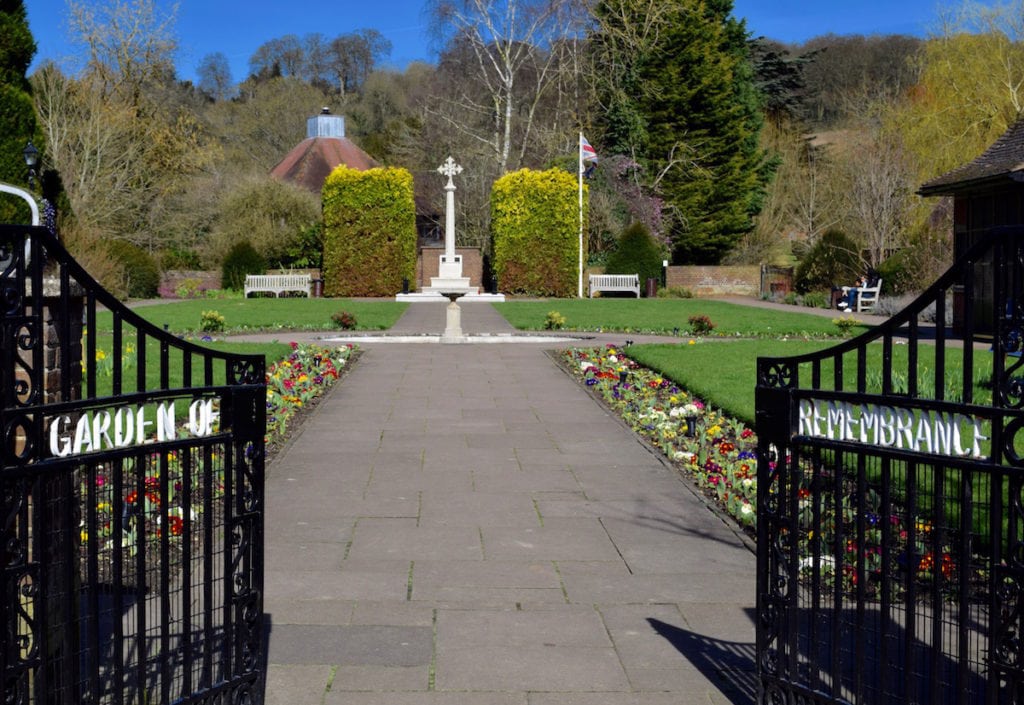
[22,141,39,189]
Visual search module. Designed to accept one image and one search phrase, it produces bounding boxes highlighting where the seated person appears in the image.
[838,275,867,310]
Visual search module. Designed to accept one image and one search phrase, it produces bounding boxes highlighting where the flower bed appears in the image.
[80,449,222,589]
[560,345,757,528]
[559,344,971,600]
[266,342,356,450]
[79,343,357,589]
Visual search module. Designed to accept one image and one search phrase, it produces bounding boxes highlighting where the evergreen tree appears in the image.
[604,221,665,293]
[591,0,771,264]
[0,0,39,221]
[749,38,810,126]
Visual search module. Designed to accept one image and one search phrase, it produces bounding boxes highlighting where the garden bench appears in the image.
[244,273,312,298]
[841,278,882,313]
[589,273,640,298]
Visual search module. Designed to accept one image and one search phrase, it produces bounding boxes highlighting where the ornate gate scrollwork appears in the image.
[1,225,266,705]
[757,227,1024,704]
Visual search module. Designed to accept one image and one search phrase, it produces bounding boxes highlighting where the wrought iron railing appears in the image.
[1,224,266,704]
[756,226,1024,704]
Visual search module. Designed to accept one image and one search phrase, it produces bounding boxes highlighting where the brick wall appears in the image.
[160,270,222,297]
[417,247,483,290]
[666,266,759,297]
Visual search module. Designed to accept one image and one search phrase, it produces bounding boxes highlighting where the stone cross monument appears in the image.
[395,155,503,302]
[428,156,473,294]
[439,156,462,271]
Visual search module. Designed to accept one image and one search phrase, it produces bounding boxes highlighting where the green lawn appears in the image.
[626,339,1004,545]
[627,340,833,422]
[494,299,865,338]
[95,298,408,334]
[627,340,990,425]
[83,335,294,394]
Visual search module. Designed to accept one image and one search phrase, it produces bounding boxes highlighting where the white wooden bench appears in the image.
[841,278,882,313]
[244,273,312,298]
[589,273,640,298]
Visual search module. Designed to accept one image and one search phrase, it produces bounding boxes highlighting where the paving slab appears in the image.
[262,302,757,704]
[267,624,433,666]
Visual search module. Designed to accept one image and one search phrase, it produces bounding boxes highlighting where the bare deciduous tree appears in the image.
[799,33,922,127]
[249,34,304,79]
[843,128,913,268]
[67,0,178,107]
[791,138,844,243]
[426,0,588,175]
[196,51,232,100]
[34,1,213,253]
[301,33,333,88]
[329,29,392,97]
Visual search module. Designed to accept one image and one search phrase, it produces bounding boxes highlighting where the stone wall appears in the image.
[14,279,83,458]
[35,278,83,406]
[416,247,483,290]
[666,265,759,297]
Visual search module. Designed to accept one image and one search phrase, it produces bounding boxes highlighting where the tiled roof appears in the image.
[918,117,1024,195]
[270,137,378,193]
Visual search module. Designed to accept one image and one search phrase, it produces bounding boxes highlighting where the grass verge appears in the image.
[494,299,866,338]
[628,339,992,425]
[95,298,408,334]
[626,340,834,422]
[84,335,294,394]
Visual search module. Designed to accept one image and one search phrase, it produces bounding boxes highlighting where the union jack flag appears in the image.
[580,134,599,163]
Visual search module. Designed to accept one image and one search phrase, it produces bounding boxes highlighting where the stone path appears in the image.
[263,302,757,705]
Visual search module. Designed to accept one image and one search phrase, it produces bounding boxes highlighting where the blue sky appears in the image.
[25,0,985,85]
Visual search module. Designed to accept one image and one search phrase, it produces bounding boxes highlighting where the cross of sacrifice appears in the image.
[438,157,463,188]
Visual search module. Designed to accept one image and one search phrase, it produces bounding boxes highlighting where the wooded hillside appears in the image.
[3,0,1011,295]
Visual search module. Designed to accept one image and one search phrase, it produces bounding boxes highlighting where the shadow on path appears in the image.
[648,617,757,705]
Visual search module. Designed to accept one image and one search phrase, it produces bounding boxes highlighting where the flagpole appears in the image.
[578,131,584,299]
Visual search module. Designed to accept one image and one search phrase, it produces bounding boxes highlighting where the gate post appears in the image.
[9,273,85,704]
[36,276,84,403]
[755,360,797,704]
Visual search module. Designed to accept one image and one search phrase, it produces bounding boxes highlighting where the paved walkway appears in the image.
[263,302,758,705]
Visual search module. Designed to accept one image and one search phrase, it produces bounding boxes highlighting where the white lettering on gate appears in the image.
[48,398,220,458]
[795,398,990,460]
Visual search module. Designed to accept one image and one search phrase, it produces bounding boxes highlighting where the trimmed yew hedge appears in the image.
[492,168,585,297]
[321,165,416,297]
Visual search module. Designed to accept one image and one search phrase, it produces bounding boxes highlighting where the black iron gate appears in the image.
[1,225,266,704]
[756,226,1024,704]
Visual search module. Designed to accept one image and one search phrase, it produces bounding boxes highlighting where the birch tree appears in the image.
[427,0,589,175]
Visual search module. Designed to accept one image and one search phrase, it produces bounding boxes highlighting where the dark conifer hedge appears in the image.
[604,222,665,295]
